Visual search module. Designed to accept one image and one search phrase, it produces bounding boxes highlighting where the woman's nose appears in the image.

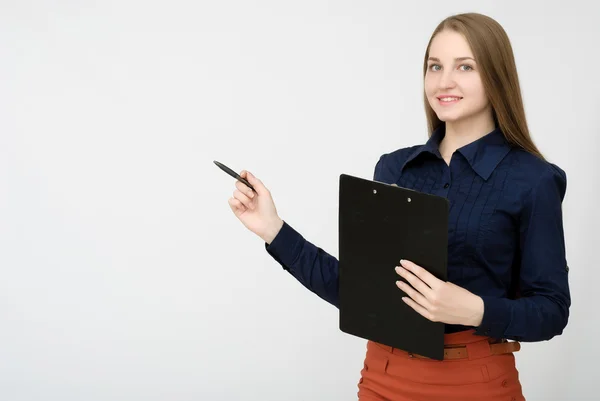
[438,71,457,89]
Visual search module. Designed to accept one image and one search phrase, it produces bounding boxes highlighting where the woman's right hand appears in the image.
[228,170,284,244]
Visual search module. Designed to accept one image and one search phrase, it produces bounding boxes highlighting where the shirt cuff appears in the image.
[474,295,512,339]
[264,220,305,270]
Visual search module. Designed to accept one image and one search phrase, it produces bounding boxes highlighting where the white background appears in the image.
[1,1,598,400]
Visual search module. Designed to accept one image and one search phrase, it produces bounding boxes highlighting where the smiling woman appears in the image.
[422,14,543,162]
[227,11,570,401]
[424,31,491,139]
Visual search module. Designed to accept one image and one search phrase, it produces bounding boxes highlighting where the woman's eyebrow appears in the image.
[428,56,476,62]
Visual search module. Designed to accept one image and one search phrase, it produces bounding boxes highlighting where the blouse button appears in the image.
[443,183,449,189]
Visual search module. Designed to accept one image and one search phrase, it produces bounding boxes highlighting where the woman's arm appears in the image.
[265,221,341,307]
[264,155,388,307]
[475,165,571,341]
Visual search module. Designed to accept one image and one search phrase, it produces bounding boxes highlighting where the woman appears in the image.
[227,12,570,401]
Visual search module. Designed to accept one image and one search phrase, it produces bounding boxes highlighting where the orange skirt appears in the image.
[357,330,525,401]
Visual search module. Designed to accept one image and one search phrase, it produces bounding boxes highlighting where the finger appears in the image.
[228,197,246,216]
[241,170,268,196]
[396,280,431,309]
[400,259,441,290]
[235,180,255,200]
[402,296,435,322]
[233,189,254,210]
[395,265,434,299]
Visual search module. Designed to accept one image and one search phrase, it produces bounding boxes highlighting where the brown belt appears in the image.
[409,340,521,360]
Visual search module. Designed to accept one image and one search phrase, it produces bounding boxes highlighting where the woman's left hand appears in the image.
[395,259,484,327]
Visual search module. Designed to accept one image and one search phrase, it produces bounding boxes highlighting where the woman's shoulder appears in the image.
[508,148,567,200]
[373,144,423,181]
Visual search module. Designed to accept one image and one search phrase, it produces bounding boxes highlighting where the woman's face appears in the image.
[424,30,490,125]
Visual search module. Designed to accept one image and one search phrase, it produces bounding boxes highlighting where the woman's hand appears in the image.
[228,170,284,244]
[395,259,484,327]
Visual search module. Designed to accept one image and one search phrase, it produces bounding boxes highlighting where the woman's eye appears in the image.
[429,64,441,71]
[459,64,473,71]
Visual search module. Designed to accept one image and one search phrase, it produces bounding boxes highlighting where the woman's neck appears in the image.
[438,115,496,163]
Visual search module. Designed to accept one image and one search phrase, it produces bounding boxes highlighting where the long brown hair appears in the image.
[423,13,544,160]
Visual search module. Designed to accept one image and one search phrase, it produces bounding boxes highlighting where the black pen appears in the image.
[213,160,255,191]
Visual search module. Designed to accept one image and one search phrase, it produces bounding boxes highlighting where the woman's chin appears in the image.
[435,113,462,123]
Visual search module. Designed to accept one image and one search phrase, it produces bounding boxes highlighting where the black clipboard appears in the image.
[338,174,449,360]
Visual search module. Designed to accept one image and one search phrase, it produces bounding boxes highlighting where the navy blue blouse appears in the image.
[265,126,570,342]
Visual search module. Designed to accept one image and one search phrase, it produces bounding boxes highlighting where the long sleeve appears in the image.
[475,165,571,341]
[265,221,340,307]
[264,155,387,308]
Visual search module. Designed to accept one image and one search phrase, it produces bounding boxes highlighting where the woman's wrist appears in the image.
[466,295,485,327]
[262,217,284,244]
